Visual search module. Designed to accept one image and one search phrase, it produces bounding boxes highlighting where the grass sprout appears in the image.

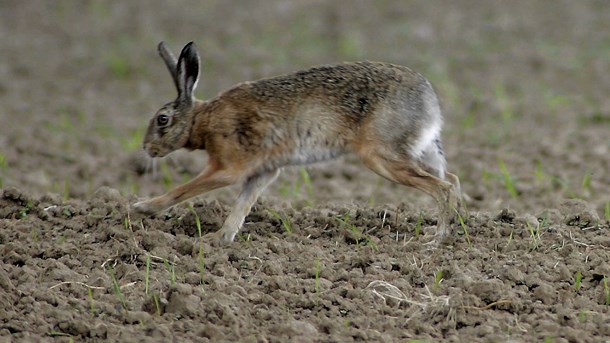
[160,162,174,191]
[495,83,514,125]
[314,258,321,301]
[581,172,592,196]
[152,293,161,316]
[335,212,379,252]
[456,210,472,248]
[498,159,518,198]
[506,228,514,248]
[198,244,205,286]
[189,205,203,238]
[574,271,582,291]
[107,266,127,309]
[278,167,315,205]
[578,309,587,323]
[121,129,144,152]
[163,259,176,285]
[0,152,7,184]
[526,221,541,250]
[299,167,314,199]
[414,211,424,237]
[267,208,293,235]
[145,255,151,296]
[87,287,96,314]
[602,276,610,306]
[433,270,444,291]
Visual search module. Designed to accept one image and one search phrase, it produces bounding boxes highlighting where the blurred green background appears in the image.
[1,0,608,215]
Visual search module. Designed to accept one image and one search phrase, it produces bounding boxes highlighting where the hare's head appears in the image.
[142,42,200,157]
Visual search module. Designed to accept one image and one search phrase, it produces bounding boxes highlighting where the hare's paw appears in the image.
[133,199,164,216]
[219,227,238,244]
[421,222,453,248]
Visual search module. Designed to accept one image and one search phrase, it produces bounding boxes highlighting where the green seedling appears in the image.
[574,271,582,291]
[62,179,70,201]
[18,201,34,219]
[544,90,571,115]
[481,167,491,184]
[145,255,151,296]
[278,168,315,205]
[414,211,424,237]
[456,210,472,248]
[87,288,96,315]
[88,1,110,18]
[299,167,314,199]
[121,129,144,152]
[539,212,551,230]
[578,309,587,323]
[605,202,610,222]
[494,84,514,125]
[163,259,176,285]
[198,244,205,286]
[602,276,610,306]
[45,112,77,134]
[498,159,518,198]
[338,32,365,60]
[152,293,161,316]
[0,152,6,171]
[48,331,72,338]
[433,270,444,291]
[506,229,514,248]
[581,172,592,195]
[534,160,551,185]
[107,53,130,79]
[335,212,379,252]
[267,209,293,234]
[160,162,174,191]
[314,258,321,296]
[367,176,385,207]
[526,221,541,250]
[107,266,127,309]
[188,205,204,238]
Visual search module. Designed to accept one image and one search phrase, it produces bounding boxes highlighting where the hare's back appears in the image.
[248,62,427,118]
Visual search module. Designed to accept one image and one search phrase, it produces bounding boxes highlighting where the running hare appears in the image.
[134,41,462,244]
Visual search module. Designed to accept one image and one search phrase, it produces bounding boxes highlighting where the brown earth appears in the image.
[1,1,609,342]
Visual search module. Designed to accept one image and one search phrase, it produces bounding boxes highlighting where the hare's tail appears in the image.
[419,137,447,180]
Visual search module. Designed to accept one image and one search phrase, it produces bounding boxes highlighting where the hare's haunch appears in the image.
[134,41,462,244]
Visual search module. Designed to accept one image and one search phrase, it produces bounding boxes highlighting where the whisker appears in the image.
[167,154,178,168]
[152,158,159,180]
[144,155,153,176]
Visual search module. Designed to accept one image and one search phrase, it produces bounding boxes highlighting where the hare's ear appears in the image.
[176,42,200,105]
[158,42,179,92]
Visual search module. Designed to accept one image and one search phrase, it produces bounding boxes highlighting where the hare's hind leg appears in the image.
[419,141,464,219]
[219,169,281,243]
[359,150,456,242]
[133,162,241,215]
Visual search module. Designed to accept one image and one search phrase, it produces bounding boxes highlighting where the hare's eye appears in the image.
[157,114,170,126]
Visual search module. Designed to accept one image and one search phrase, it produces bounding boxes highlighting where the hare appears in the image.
[133,41,462,244]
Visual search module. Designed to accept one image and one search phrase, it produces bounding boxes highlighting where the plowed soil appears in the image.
[1,1,609,342]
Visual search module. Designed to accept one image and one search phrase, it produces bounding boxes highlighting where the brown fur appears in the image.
[134,42,462,245]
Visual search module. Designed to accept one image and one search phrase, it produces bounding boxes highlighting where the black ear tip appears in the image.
[183,41,198,54]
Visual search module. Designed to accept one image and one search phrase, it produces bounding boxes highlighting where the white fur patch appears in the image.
[410,117,441,159]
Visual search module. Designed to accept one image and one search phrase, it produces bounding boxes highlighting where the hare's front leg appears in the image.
[133,164,240,215]
[219,169,281,243]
